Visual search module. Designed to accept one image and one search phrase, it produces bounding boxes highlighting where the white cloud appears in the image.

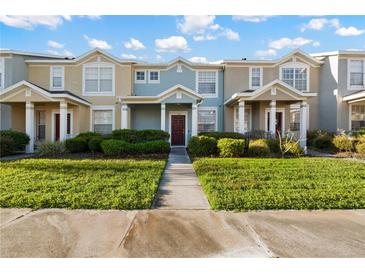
[335,26,365,36]
[121,53,137,59]
[156,54,164,62]
[312,41,321,47]
[189,56,209,63]
[47,49,74,57]
[210,24,220,30]
[83,35,112,50]
[193,35,217,41]
[0,15,71,30]
[155,36,190,52]
[79,15,101,20]
[232,16,272,23]
[269,37,314,49]
[124,38,146,50]
[255,49,277,57]
[47,40,64,49]
[224,29,240,41]
[301,18,340,32]
[177,15,215,34]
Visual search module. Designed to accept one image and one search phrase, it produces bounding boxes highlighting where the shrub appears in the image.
[266,138,281,155]
[130,141,170,154]
[137,129,170,142]
[65,137,88,153]
[37,141,66,156]
[217,138,245,158]
[244,130,275,140]
[101,139,129,156]
[0,136,15,156]
[332,135,353,152]
[312,135,334,150]
[77,132,102,143]
[188,136,217,157]
[111,129,139,143]
[282,140,303,157]
[0,130,30,151]
[88,136,103,153]
[248,139,271,157]
[199,131,245,140]
[355,142,365,155]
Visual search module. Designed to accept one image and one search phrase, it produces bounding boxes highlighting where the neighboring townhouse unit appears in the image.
[0,48,364,154]
[0,50,67,129]
[311,51,365,132]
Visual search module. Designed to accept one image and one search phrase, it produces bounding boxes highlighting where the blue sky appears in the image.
[0,15,364,63]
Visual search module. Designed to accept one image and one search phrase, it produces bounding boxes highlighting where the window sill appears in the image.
[83,92,114,96]
[200,94,218,98]
[135,80,146,84]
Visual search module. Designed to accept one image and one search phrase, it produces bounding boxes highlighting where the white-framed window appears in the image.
[196,71,218,97]
[83,62,115,96]
[135,70,146,83]
[249,67,262,89]
[93,109,114,135]
[50,66,64,90]
[149,70,160,83]
[351,104,365,130]
[198,107,217,132]
[0,58,5,90]
[234,105,252,132]
[348,59,365,89]
[280,62,309,92]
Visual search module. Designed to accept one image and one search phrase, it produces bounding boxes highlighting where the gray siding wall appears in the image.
[130,104,161,130]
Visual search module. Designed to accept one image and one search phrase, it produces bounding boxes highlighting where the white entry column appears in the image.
[121,104,128,129]
[25,102,34,153]
[269,100,276,135]
[59,101,67,141]
[161,103,166,131]
[192,103,198,136]
[300,101,308,154]
[238,100,245,134]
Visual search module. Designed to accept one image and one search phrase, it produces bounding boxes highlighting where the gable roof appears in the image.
[119,84,203,104]
[25,48,137,64]
[225,79,317,106]
[0,49,67,59]
[134,56,223,69]
[0,80,91,106]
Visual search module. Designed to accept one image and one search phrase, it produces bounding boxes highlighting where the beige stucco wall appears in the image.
[10,103,25,132]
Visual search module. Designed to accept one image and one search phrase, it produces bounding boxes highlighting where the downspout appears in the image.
[222,66,225,132]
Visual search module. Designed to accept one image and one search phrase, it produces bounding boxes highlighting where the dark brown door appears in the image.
[55,113,71,141]
[267,112,283,135]
[171,115,185,146]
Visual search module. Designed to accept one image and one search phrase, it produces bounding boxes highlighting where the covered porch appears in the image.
[119,84,202,146]
[343,90,365,131]
[225,80,317,151]
[0,81,91,153]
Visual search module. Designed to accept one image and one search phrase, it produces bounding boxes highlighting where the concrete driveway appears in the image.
[1,208,365,258]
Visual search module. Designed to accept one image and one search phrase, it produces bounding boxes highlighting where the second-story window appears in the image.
[50,66,64,90]
[0,58,4,90]
[197,71,217,97]
[349,60,364,88]
[280,63,308,91]
[83,63,114,95]
[149,71,160,83]
[135,70,146,83]
[250,67,262,89]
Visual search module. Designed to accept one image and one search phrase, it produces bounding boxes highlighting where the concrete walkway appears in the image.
[152,147,210,209]
[0,153,34,162]
[1,208,365,258]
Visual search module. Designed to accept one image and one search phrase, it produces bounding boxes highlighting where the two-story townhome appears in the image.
[311,51,365,132]
[0,50,67,130]
[0,48,364,154]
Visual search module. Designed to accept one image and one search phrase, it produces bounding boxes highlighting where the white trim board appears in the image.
[168,110,188,147]
[51,109,74,142]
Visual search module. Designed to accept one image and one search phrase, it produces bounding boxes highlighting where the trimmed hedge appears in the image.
[37,141,66,156]
[0,136,15,156]
[76,132,102,143]
[0,130,30,151]
[332,135,353,152]
[88,136,103,153]
[266,138,281,155]
[198,131,245,140]
[217,138,245,158]
[111,129,169,143]
[356,142,365,155]
[101,139,170,156]
[188,136,217,157]
[65,137,88,153]
[248,139,271,157]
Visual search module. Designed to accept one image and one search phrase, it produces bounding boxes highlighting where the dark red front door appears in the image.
[267,112,283,135]
[171,115,185,146]
[54,113,71,141]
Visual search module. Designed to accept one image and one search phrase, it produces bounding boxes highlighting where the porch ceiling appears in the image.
[224,79,317,106]
[343,90,365,104]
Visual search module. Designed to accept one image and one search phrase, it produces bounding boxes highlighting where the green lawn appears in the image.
[193,158,365,210]
[0,158,166,209]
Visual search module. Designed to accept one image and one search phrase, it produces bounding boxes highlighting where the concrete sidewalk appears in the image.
[1,208,365,258]
[152,148,210,209]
